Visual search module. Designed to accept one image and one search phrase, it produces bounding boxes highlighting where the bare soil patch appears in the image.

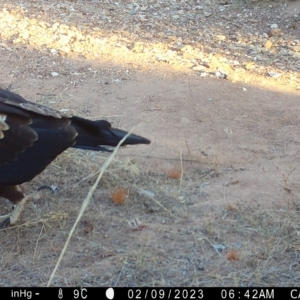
[0,0,300,287]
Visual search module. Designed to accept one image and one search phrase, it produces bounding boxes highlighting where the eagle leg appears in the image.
[0,185,41,228]
[1,192,41,228]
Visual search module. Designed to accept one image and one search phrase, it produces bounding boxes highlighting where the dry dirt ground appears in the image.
[0,0,300,287]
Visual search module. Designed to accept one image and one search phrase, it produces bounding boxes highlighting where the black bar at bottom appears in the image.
[2,287,299,300]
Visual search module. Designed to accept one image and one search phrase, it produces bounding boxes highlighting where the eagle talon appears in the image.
[2,217,11,229]
[37,185,58,193]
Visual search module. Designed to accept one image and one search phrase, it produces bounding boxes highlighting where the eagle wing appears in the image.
[0,89,77,185]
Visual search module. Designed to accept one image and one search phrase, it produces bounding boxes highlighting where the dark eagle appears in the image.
[0,88,150,227]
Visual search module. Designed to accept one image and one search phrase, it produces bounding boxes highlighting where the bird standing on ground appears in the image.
[0,88,150,227]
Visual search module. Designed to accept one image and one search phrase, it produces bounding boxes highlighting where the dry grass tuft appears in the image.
[166,168,181,180]
[111,187,127,205]
[226,250,239,261]
[226,203,239,212]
